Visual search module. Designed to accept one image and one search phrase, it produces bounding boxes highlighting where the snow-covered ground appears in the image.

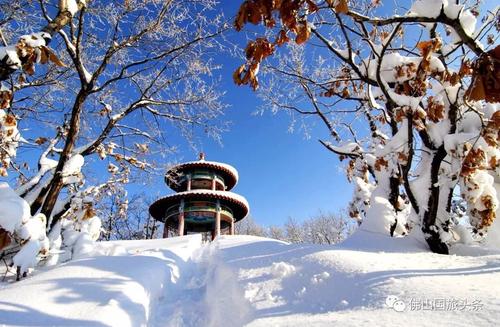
[0,232,499,326]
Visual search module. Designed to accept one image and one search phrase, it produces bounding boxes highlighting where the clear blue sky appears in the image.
[157,1,353,227]
[182,78,352,227]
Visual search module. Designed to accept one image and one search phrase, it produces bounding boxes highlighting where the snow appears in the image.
[65,225,97,259]
[362,187,398,234]
[0,236,201,326]
[62,154,84,176]
[408,0,477,37]
[81,215,102,241]
[20,32,49,48]
[376,119,409,157]
[174,160,240,184]
[0,46,22,68]
[16,213,46,241]
[44,190,106,265]
[359,52,444,84]
[66,0,79,16]
[40,156,58,170]
[427,119,451,147]
[0,182,31,232]
[13,222,49,272]
[484,182,500,248]
[82,65,92,84]
[0,32,51,72]
[220,234,499,326]
[0,183,50,273]
[0,233,499,326]
[443,2,462,19]
[22,176,52,205]
[328,142,362,155]
[16,144,58,196]
[331,47,352,61]
[368,85,383,110]
[483,103,499,120]
[61,154,84,184]
[458,8,477,37]
[409,0,445,18]
[271,261,297,278]
[0,107,21,177]
[13,238,48,273]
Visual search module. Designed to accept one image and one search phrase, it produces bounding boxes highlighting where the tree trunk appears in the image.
[421,97,458,254]
[41,89,89,229]
[421,145,449,254]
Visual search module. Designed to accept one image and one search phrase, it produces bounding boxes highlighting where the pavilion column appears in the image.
[163,223,169,238]
[230,218,235,235]
[211,176,216,190]
[187,174,192,191]
[215,200,221,238]
[178,199,185,236]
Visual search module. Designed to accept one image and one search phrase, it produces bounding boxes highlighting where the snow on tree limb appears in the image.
[0,0,86,178]
[0,0,85,81]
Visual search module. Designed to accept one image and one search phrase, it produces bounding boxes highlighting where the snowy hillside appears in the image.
[0,233,499,326]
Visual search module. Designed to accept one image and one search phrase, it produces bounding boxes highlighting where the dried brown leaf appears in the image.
[34,137,48,145]
[0,228,11,251]
[295,22,311,44]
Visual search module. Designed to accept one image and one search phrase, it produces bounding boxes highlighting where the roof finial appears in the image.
[198,152,205,161]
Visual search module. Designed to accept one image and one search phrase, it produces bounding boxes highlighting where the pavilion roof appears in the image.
[165,159,239,191]
[149,190,249,221]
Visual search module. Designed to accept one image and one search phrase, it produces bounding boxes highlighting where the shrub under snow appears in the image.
[0,182,49,273]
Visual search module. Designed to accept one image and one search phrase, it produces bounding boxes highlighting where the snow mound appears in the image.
[0,235,202,326]
[271,261,297,278]
[0,234,498,326]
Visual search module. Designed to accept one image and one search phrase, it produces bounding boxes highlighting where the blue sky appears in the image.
[159,1,354,227]
[183,77,353,227]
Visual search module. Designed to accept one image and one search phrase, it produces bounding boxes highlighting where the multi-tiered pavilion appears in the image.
[149,153,249,239]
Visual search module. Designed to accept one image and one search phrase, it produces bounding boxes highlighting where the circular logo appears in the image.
[385,295,406,312]
[385,295,399,307]
[393,300,406,312]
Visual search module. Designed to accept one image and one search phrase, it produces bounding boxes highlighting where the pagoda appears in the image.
[149,153,249,240]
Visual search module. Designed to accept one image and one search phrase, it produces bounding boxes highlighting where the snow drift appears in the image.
[0,233,498,326]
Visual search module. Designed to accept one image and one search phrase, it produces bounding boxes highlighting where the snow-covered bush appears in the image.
[0,183,49,275]
[47,217,101,265]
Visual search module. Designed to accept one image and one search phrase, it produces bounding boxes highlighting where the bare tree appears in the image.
[0,0,230,274]
[303,211,355,244]
[268,225,286,241]
[99,192,160,241]
[234,0,499,253]
[6,0,228,221]
[235,215,267,237]
[235,211,354,244]
[284,217,305,243]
